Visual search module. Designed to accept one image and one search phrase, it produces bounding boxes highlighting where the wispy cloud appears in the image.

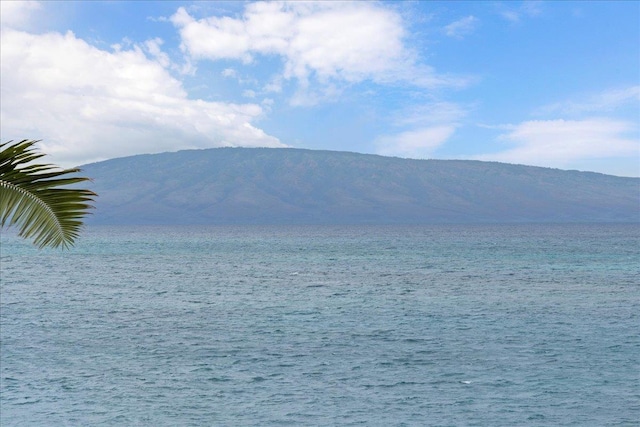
[375,126,456,159]
[375,101,467,158]
[221,68,237,78]
[498,1,543,23]
[476,118,638,169]
[444,16,478,39]
[392,102,468,127]
[535,86,640,116]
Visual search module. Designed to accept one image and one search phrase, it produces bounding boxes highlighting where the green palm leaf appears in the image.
[1,140,97,248]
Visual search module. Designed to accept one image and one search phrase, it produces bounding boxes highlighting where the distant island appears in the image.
[81,147,639,225]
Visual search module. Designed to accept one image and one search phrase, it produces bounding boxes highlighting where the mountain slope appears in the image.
[81,148,639,224]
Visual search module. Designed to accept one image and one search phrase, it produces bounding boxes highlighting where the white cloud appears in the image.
[141,37,195,75]
[498,1,542,23]
[0,0,41,30]
[500,11,520,23]
[535,86,640,116]
[393,102,468,127]
[171,2,467,104]
[0,28,284,167]
[263,76,283,93]
[444,16,478,39]
[375,101,467,158]
[477,119,639,168]
[143,37,171,68]
[221,68,237,78]
[375,126,456,158]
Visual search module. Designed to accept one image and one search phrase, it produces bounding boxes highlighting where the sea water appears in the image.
[1,224,638,426]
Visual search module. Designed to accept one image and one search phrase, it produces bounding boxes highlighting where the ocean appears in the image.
[1,224,638,426]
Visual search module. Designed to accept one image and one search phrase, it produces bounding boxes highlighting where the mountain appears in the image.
[80,147,639,224]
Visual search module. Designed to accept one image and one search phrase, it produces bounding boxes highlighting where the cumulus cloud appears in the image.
[0,0,41,30]
[171,2,466,104]
[143,37,171,68]
[477,119,638,168]
[0,28,284,167]
[444,16,478,39]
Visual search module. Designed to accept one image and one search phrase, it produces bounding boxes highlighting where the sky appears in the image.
[1,1,639,177]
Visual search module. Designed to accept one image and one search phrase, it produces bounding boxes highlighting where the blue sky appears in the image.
[1,1,638,176]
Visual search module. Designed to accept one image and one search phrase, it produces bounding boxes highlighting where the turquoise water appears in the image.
[1,224,639,426]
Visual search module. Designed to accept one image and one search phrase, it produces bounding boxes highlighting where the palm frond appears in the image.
[0,140,97,248]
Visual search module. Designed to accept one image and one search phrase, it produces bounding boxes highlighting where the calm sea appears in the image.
[1,224,639,426]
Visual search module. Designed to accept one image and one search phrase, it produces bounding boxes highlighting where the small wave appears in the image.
[207,377,231,382]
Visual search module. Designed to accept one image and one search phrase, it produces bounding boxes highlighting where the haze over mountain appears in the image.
[81,148,639,225]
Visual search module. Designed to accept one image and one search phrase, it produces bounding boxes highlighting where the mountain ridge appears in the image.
[81,147,640,224]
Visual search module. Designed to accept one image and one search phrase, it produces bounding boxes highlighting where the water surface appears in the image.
[1,224,638,425]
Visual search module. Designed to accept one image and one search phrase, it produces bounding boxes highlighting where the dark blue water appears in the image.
[1,224,639,426]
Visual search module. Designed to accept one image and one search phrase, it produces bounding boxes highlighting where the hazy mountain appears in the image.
[80,148,639,224]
